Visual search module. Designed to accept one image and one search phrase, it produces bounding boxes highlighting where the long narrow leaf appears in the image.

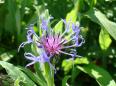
[20,67,46,86]
[0,61,36,86]
[77,64,116,86]
[86,9,116,40]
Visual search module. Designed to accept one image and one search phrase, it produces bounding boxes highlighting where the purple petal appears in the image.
[72,24,80,35]
[62,19,70,32]
[24,53,40,61]
[26,25,35,42]
[24,52,50,65]
[41,19,48,30]
[18,41,30,52]
[24,52,40,67]
[70,49,77,57]
[26,61,36,67]
[77,36,85,47]
[40,52,50,63]
[36,42,43,48]
[73,35,85,47]
[18,25,35,52]
[40,16,53,31]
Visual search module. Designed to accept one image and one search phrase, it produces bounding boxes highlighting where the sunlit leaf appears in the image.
[34,63,47,85]
[66,8,77,23]
[86,9,116,40]
[0,0,4,3]
[62,57,89,72]
[99,28,112,50]
[44,62,54,86]
[75,57,89,64]
[21,66,47,86]
[77,64,116,86]
[66,0,82,22]
[14,77,21,86]
[0,61,36,86]
[0,50,16,61]
[53,20,63,34]
[62,58,73,72]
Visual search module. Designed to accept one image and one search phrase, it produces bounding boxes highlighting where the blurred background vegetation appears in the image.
[0,0,116,86]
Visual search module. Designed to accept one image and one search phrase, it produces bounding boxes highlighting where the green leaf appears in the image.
[77,64,116,86]
[14,77,21,86]
[21,66,46,86]
[86,0,97,9]
[86,9,116,40]
[62,57,89,73]
[65,0,81,39]
[66,0,82,22]
[15,8,21,35]
[5,0,16,34]
[62,59,74,73]
[66,8,77,23]
[44,62,54,86]
[71,67,81,85]
[65,8,77,38]
[34,63,47,86]
[99,28,112,50]
[0,61,36,86]
[74,57,89,64]
[0,50,16,61]
[53,20,63,34]
[62,75,71,86]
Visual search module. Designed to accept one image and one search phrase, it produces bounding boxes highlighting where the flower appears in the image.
[24,51,50,67]
[18,17,84,67]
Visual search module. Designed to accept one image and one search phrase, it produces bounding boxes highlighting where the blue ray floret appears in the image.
[18,17,85,67]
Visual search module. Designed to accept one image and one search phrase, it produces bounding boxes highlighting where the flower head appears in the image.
[18,17,84,67]
[41,34,63,55]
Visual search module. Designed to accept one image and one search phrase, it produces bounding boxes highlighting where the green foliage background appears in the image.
[0,0,116,86]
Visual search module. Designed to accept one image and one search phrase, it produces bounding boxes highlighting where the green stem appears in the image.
[44,63,55,86]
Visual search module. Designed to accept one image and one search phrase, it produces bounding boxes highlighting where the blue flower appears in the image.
[18,17,84,67]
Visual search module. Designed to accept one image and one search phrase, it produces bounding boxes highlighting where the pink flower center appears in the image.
[41,35,64,54]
